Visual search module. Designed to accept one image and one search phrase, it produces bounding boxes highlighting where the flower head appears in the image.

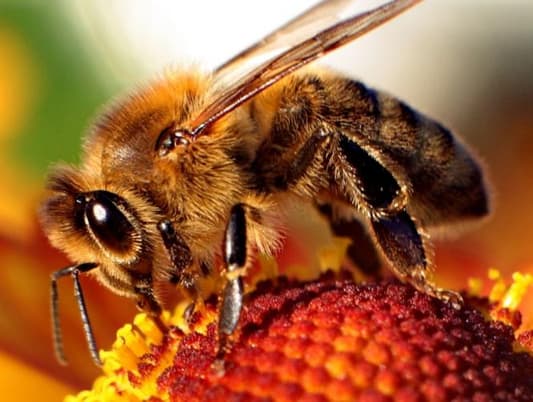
[69,272,533,402]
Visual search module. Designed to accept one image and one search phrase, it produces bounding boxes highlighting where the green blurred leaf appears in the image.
[1,2,115,175]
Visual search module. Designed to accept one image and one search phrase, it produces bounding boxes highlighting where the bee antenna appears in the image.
[50,262,101,366]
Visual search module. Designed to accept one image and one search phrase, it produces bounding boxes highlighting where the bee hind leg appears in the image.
[371,209,463,309]
[334,134,462,308]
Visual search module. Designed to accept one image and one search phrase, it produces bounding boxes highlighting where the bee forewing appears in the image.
[216,0,357,79]
[191,0,422,134]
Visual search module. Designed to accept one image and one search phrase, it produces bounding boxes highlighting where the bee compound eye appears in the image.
[85,192,136,255]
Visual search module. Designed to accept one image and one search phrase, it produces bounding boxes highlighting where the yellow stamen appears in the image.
[318,237,351,273]
[467,277,483,297]
[488,268,507,303]
[501,272,533,311]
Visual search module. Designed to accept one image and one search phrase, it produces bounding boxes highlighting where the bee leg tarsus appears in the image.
[371,210,462,308]
[434,288,464,310]
[406,267,465,308]
[411,274,464,310]
[219,276,244,337]
[135,289,162,314]
[214,284,243,368]
[371,209,427,279]
[50,262,100,366]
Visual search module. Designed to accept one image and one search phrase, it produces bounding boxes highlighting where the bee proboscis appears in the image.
[40,0,489,366]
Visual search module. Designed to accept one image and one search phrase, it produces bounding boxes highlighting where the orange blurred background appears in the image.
[0,1,532,398]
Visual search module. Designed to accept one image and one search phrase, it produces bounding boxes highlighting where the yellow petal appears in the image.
[0,351,74,401]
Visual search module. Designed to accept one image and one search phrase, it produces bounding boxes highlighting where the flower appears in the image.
[1,2,533,402]
[68,272,533,402]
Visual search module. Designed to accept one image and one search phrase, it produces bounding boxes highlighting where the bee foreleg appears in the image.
[157,219,197,322]
[157,219,194,289]
[134,287,162,314]
[217,203,247,358]
[50,262,100,366]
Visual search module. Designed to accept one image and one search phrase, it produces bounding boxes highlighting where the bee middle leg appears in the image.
[217,203,247,358]
[315,201,381,276]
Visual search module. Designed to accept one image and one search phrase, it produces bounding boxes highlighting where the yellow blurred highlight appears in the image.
[501,272,533,311]
[485,268,532,313]
[0,27,38,141]
[467,277,483,297]
[488,268,507,303]
[318,237,352,274]
[0,351,73,401]
[0,27,42,241]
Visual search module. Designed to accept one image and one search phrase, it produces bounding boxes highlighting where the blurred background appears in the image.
[0,0,532,399]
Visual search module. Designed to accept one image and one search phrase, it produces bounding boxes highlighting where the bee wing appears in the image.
[215,0,360,79]
[190,0,421,134]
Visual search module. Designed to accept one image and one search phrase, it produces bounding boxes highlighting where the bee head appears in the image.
[39,165,150,266]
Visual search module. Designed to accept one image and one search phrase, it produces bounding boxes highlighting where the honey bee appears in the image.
[40,0,489,366]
